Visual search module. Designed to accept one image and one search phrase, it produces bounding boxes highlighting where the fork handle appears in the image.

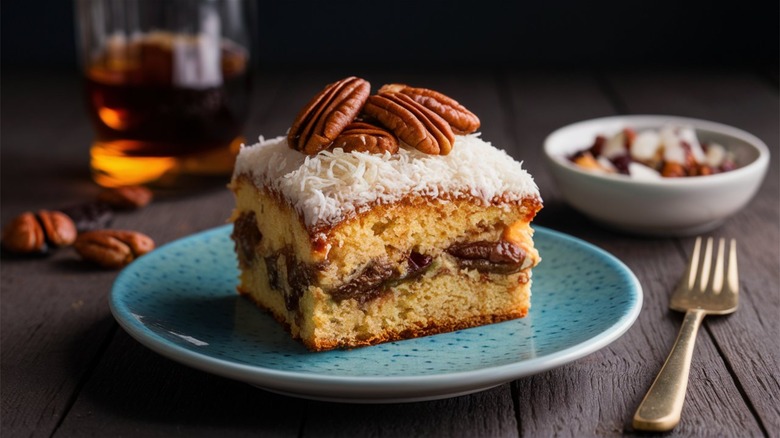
[633,309,706,432]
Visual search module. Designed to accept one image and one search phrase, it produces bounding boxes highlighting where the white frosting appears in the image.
[233,133,540,229]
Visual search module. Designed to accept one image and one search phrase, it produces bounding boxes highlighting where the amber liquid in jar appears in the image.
[84,32,251,187]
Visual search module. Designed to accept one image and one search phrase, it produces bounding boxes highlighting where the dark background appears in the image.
[2,0,778,70]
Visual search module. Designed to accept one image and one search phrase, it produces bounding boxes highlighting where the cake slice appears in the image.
[229,78,542,351]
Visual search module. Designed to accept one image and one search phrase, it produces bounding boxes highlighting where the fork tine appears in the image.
[687,237,702,290]
[711,238,726,293]
[727,239,739,294]
[695,237,714,292]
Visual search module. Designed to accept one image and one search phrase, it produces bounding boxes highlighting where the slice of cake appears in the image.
[229,77,542,351]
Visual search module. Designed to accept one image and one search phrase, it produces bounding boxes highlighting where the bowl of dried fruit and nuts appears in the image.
[543,115,770,236]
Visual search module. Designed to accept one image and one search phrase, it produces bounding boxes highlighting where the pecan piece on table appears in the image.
[2,210,77,254]
[37,210,78,248]
[97,185,153,210]
[379,84,480,135]
[332,121,399,154]
[288,76,371,155]
[2,212,46,254]
[363,92,455,155]
[74,229,155,269]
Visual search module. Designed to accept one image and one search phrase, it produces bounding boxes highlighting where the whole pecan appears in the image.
[288,76,371,155]
[74,229,155,269]
[363,92,455,155]
[2,210,77,254]
[332,121,399,154]
[97,185,153,210]
[37,210,78,247]
[379,84,480,135]
[2,212,46,254]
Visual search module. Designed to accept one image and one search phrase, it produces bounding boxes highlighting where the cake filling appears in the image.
[232,211,261,267]
[329,251,435,305]
[447,240,528,274]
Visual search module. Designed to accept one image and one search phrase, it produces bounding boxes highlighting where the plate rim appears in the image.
[110,225,643,401]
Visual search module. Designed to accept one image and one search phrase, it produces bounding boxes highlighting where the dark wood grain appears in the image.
[53,330,304,437]
[1,70,121,438]
[302,386,518,438]
[608,71,780,436]
[503,71,769,437]
[1,67,777,438]
[0,70,285,438]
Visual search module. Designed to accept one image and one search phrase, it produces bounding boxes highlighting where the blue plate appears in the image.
[110,225,642,403]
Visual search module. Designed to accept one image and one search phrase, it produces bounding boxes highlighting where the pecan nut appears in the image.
[2,212,46,254]
[379,84,480,135]
[446,240,527,274]
[74,229,155,269]
[332,121,399,154]
[97,185,153,210]
[2,210,77,254]
[362,92,455,155]
[37,210,77,247]
[288,76,371,155]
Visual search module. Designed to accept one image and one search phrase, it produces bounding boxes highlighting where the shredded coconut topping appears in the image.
[233,134,540,229]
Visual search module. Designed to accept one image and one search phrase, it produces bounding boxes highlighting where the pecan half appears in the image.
[288,76,371,155]
[332,121,399,154]
[363,92,455,155]
[74,230,155,269]
[2,210,77,254]
[379,84,480,134]
[2,212,46,254]
[446,240,527,274]
[37,210,77,247]
[97,185,153,210]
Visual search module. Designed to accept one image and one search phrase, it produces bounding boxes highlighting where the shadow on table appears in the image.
[61,314,524,435]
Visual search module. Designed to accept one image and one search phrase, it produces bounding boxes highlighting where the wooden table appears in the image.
[2,67,778,437]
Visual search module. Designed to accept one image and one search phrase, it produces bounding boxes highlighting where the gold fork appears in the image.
[633,237,739,432]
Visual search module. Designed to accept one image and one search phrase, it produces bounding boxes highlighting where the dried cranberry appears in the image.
[610,155,632,175]
[590,135,607,157]
[407,251,433,278]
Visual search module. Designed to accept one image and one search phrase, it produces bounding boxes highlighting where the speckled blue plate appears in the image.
[110,225,642,403]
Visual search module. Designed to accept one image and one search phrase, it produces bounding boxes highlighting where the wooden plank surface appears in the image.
[1,68,778,437]
[608,71,780,436]
[504,70,772,437]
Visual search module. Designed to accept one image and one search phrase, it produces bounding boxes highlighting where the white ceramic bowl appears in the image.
[543,115,770,236]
